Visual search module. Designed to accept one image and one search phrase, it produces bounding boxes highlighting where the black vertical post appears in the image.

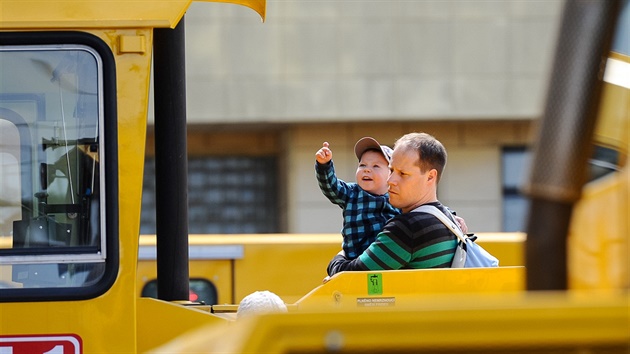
[153,16,190,301]
[524,1,619,291]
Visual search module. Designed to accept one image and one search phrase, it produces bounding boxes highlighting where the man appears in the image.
[327,132,458,275]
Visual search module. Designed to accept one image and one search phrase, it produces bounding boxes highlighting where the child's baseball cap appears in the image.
[354,137,393,163]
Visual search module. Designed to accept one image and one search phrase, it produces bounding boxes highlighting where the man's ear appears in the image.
[427,169,438,182]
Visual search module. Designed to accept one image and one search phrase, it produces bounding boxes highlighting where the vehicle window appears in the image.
[141,278,218,305]
[0,34,117,299]
[588,146,620,181]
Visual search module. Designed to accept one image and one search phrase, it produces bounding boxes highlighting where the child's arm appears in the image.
[446,206,469,234]
[454,215,468,234]
[315,142,352,205]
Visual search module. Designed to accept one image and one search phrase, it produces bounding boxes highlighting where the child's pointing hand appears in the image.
[316,142,333,164]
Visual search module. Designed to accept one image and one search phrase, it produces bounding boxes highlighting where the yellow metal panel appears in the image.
[0,299,138,352]
[201,0,265,21]
[0,0,265,29]
[136,259,235,304]
[470,232,525,266]
[295,267,525,310]
[0,0,190,29]
[138,234,344,305]
[233,240,340,304]
[135,233,524,306]
[136,297,227,352]
[570,165,629,289]
[569,53,629,290]
[151,292,630,353]
[118,35,146,54]
[190,260,235,304]
[594,53,630,154]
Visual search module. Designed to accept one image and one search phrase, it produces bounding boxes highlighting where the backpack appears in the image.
[414,205,499,268]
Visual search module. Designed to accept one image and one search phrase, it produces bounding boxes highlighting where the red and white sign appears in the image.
[0,334,81,354]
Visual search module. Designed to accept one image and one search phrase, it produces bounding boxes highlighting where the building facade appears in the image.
[143,0,565,234]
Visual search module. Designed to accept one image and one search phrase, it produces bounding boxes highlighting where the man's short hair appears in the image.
[394,132,447,182]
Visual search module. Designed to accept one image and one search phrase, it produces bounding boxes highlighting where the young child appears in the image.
[315,137,400,259]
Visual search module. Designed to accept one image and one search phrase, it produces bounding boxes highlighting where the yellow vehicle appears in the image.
[0,0,628,353]
[136,232,525,305]
[153,2,629,352]
[0,1,266,352]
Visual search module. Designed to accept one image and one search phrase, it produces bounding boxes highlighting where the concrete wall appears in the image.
[286,120,535,234]
[170,0,563,124]
[146,1,565,234]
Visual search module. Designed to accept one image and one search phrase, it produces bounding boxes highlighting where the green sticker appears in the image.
[367,273,382,295]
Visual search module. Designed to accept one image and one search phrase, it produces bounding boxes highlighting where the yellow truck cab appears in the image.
[0,1,264,352]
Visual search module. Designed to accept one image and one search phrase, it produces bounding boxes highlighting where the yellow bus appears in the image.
[0,0,628,353]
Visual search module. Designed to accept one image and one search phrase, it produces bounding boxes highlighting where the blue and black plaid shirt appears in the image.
[316,160,401,259]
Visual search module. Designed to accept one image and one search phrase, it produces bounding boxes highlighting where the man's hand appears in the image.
[324,249,346,282]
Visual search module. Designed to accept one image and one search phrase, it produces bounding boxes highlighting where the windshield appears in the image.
[0,45,106,289]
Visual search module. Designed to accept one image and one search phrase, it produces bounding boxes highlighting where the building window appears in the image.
[141,156,279,234]
[502,147,532,232]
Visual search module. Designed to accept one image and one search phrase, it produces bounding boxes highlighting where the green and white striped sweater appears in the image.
[327,202,458,275]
